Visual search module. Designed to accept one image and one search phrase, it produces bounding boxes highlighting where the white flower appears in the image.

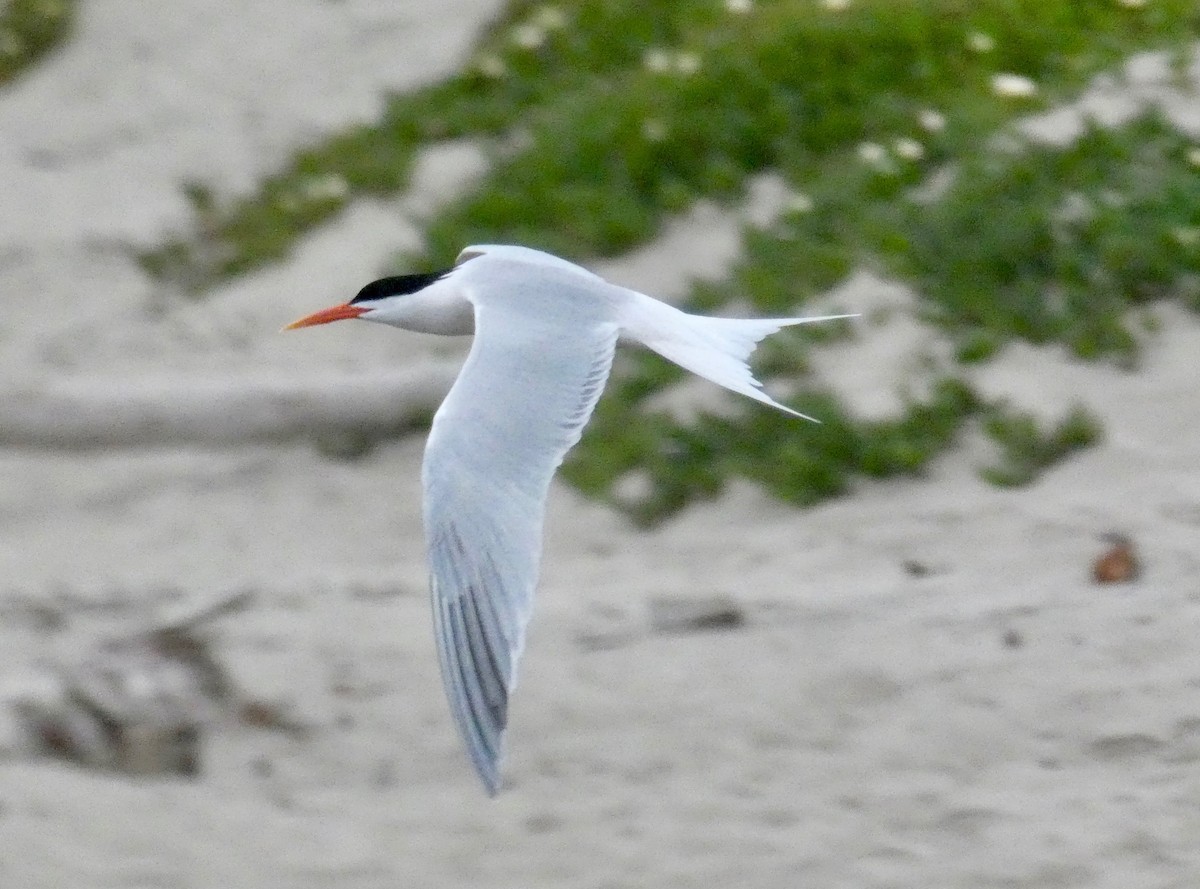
[644,48,701,76]
[1116,0,1148,8]
[857,141,888,166]
[967,31,995,53]
[302,174,349,202]
[533,5,567,30]
[1172,227,1200,248]
[725,0,753,12]
[475,54,507,79]
[511,23,547,49]
[1186,147,1200,168]
[0,30,22,57]
[643,47,672,73]
[675,51,701,76]
[918,108,946,133]
[822,0,851,9]
[893,137,925,161]
[991,73,1038,98]
[642,119,668,142]
[1055,191,1094,226]
[787,193,815,214]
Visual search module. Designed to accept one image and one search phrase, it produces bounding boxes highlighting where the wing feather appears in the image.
[422,274,620,793]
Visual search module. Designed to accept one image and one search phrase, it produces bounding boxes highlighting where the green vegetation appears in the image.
[980,403,1102,487]
[0,0,74,86]
[141,0,1200,287]
[140,0,1200,520]
[565,377,983,526]
[715,111,1200,363]
[567,113,1197,519]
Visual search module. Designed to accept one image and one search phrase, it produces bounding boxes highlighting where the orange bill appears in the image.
[282,303,369,330]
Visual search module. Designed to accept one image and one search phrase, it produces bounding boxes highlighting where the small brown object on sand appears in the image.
[1092,533,1140,584]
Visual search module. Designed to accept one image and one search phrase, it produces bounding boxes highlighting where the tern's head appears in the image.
[283,269,473,335]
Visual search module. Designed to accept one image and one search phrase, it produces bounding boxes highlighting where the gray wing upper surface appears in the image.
[422,267,620,793]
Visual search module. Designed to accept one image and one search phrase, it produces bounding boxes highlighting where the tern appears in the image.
[285,244,851,794]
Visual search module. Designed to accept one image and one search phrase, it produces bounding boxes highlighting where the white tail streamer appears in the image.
[617,290,855,422]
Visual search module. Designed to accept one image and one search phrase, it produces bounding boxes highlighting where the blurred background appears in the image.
[1,1,1199,886]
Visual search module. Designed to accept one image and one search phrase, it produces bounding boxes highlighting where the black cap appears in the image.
[350,271,449,304]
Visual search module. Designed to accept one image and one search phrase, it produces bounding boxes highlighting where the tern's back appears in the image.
[452,245,621,327]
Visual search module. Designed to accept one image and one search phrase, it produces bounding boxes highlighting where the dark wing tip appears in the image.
[479,757,503,797]
[433,574,514,795]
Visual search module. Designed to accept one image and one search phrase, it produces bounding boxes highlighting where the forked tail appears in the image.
[618,291,855,422]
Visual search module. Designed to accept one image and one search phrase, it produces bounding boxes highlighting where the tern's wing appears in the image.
[422,292,619,794]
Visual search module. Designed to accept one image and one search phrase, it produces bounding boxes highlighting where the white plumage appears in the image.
[285,244,852,794]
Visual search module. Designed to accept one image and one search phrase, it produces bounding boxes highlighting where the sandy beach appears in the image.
[2,3,1200,887]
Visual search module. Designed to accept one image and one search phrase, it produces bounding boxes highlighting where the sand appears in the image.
[1,4,1199,887]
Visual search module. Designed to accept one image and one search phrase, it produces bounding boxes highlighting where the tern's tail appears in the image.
[618,291,853,422]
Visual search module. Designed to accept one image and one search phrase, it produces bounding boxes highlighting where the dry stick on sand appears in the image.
[8,589,306,775]
[0,365,460,449]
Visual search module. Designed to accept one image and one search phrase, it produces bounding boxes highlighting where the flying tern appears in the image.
[285,244,852,794]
